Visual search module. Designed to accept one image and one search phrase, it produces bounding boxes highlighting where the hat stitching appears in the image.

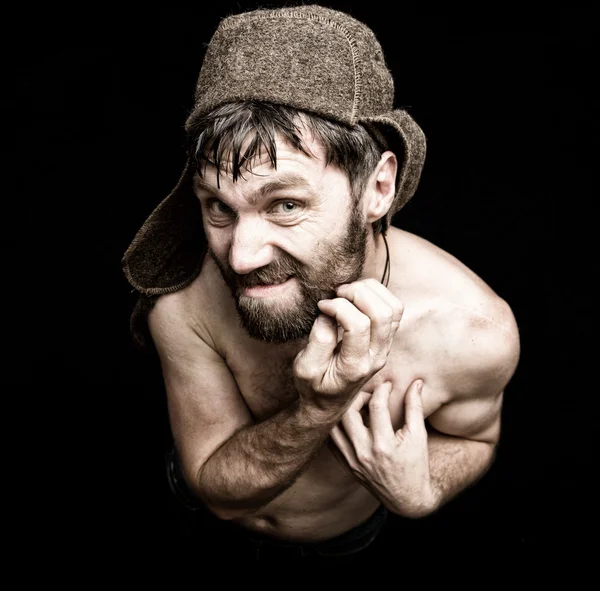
[218,11,362,123]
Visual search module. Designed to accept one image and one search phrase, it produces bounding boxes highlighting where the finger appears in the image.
[336,281,391,353]
[402,380,426,436]
[349,390,372,412]
[337,278,404,325]
[330,424,359,468]
[294,314,338,380]
[336,280,403,358]
[340,404,371,451]
[368,381,396,444]
[317,298,371,378]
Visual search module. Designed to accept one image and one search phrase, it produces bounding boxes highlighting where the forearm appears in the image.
[196,400,337,519]
[426,430,496,513]
[364,431,496,519]
[330,380,501,519]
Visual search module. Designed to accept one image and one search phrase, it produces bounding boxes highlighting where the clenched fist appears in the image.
[293,278,404,416]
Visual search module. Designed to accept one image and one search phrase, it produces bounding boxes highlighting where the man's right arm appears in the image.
[148,279,403,520]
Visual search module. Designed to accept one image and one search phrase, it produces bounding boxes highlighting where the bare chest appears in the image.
[224,333,444,426]
[225,340,303,421]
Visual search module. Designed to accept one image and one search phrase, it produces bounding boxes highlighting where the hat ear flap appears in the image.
[360,110,427,226]
[121,160,207,295]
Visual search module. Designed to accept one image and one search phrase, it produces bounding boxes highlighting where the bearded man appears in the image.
[122,4,520,568]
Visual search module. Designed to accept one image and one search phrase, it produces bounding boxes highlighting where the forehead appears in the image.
[192,128,340,196]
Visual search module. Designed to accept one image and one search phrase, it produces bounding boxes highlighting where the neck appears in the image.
[362,231,390,286]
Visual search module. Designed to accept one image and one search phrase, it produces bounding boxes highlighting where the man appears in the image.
[122,4,520,567]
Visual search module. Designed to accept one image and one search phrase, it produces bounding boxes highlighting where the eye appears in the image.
[204,199,236,226]
[207,199,234,216]
[273,201,299,214]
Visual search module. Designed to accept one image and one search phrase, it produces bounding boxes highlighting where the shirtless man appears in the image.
[122,5,520,564]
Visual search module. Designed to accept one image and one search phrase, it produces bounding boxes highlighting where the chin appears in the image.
[236,295,317,343]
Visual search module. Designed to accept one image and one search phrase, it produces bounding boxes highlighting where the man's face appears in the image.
[194,132,369,343]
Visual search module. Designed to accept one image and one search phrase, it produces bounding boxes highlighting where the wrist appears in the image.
[296,397,345,428]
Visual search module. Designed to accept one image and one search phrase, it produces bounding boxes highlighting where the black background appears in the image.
[14,1,596,577]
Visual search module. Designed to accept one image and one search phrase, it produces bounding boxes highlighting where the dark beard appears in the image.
[210,206,368,343]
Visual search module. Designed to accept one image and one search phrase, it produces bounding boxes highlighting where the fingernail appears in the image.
[417,380,424,392]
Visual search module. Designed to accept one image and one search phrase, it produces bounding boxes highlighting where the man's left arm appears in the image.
[330,311,520,518]
[424,307,521,514]
[423,390,504,516]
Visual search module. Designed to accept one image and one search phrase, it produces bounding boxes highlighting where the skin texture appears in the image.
[147,129,520,542]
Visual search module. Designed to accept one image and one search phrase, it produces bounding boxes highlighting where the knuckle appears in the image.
[363,278,380,289]
[375,308,393,325]
[355,450,371,466]
[352,281,370,299]
[369,402,387,416]
[293,360,311,381]
[371,356,387,372]
[354,315,371,332]
[346,359,371,381]
[313,329,336,346]
[356,359,372,377]
[369,396,387,411]
[372,442,391,457]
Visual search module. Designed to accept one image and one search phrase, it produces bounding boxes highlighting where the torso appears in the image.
[180,227,510,541]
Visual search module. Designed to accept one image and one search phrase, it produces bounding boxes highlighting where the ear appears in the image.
[363,151,398,224]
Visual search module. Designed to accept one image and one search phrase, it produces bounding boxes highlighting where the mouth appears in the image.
[241,276,295,297]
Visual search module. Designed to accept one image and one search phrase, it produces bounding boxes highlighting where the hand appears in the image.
[293,278,404,416]
[330,379,437,518]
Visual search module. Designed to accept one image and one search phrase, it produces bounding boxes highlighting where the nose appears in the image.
[228,216,274,275]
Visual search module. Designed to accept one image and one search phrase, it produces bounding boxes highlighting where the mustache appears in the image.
[212,250,306,289]
[238,255,304,288]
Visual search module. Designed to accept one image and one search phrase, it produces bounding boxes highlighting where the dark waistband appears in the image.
[237,504,389,557]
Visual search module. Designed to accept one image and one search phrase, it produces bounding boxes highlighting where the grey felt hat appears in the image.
[122,4,426,298]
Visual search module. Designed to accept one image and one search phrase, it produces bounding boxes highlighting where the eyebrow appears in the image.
[193,173,316,205]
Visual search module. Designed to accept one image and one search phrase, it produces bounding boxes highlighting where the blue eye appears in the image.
[278,201,297,213]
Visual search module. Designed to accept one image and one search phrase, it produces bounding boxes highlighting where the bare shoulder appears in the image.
[147,255,228,355]
[389,227,521,400]
[439,291,520,401]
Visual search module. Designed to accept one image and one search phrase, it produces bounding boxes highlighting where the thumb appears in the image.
[404,380,426,435]
[294,314,338,378]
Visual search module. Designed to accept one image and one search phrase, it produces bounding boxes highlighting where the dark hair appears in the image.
[187,101,389,235]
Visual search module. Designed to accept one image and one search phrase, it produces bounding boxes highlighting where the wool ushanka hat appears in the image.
[122,4,426,311]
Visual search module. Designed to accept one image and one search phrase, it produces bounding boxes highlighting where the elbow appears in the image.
[193,467,265,522]
[394,506,438,520]
[187,474,238,521]
[390,501,441,520]
[168,448,259,520]
[387,490,442,520]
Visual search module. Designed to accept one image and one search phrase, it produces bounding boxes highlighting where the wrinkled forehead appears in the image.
[192,166,319,198]
[193,128,332,191]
